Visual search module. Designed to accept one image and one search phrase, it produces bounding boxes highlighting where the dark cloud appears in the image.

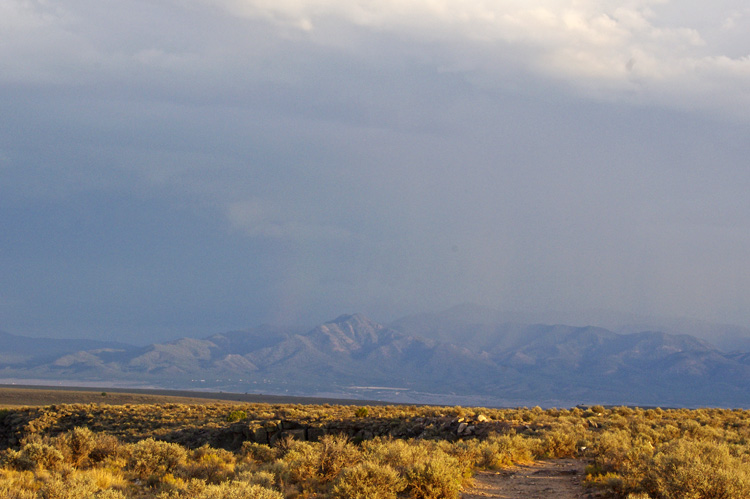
[2,0,750,341]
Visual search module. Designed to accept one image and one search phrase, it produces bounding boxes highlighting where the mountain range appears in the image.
[2,306,750,408]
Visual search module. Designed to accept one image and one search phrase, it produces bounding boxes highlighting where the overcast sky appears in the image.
[2,0,750,343]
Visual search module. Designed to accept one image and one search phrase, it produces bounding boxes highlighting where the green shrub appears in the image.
[97,492,126,499]
[278,433,361,492]
[8,443,65,471]
[240,442,278,463]
[476,433,535,469]
[181,445,236,484]
[591,405,606,414]
[38,473,100,499]
[237,470,276,489]
[437,440,479,474]
[405,451,463,499]
[280,440,320,487]
[642,440,750,499]
[192,481,283,499]
[256,461,290,491]
[57,427,96,467]
[362,437,431,473]
[88,433,121,463]
[539,429,577,458]
[355,407,369,418]
[127,438,187,479]
[318,434,360,482]
[226,410,247,423]
[474,440,511,469]
[331,461,405,499]
[357,441,465,498]
[156,480,282,499]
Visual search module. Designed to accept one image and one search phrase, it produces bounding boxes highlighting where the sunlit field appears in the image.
[1,390,749,498]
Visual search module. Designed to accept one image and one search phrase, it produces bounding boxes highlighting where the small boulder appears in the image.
[307,427,326,442]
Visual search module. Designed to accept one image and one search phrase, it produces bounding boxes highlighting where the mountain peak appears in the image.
[310,314,391,354]
[330,313,370,325]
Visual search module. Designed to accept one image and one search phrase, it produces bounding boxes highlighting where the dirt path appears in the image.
[461,459,602,499]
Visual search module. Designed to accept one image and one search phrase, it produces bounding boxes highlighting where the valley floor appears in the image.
[0,385,379,407]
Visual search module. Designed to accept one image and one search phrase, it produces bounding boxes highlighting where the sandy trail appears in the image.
[461,459,602,499]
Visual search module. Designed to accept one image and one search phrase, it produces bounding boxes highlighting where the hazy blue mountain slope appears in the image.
[0,330,134,366]
[393,305,750,353]
[4,310,750,406]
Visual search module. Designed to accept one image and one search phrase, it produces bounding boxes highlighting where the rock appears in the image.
[281,420,304,430]
[307,427,326,442]
[457,422,468,435]
[354,429,374,441]
[283,429,306,441]
[253,427,268,444]
[477,414,488,422]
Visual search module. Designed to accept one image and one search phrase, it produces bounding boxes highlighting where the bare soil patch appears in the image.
[462,459,602,499]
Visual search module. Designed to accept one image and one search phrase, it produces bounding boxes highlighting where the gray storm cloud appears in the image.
[1,0,750,341]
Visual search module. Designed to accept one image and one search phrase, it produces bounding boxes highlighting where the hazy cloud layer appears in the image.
[2,0,750,342]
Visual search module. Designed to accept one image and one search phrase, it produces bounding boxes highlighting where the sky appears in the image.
[2,0,750,344]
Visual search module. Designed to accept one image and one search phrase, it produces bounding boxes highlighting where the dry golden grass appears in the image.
[1,387,750,498]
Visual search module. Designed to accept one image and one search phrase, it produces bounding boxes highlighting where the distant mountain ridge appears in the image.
[0,330,131,367]
[2,308,750,407]
[411,304,750,353]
